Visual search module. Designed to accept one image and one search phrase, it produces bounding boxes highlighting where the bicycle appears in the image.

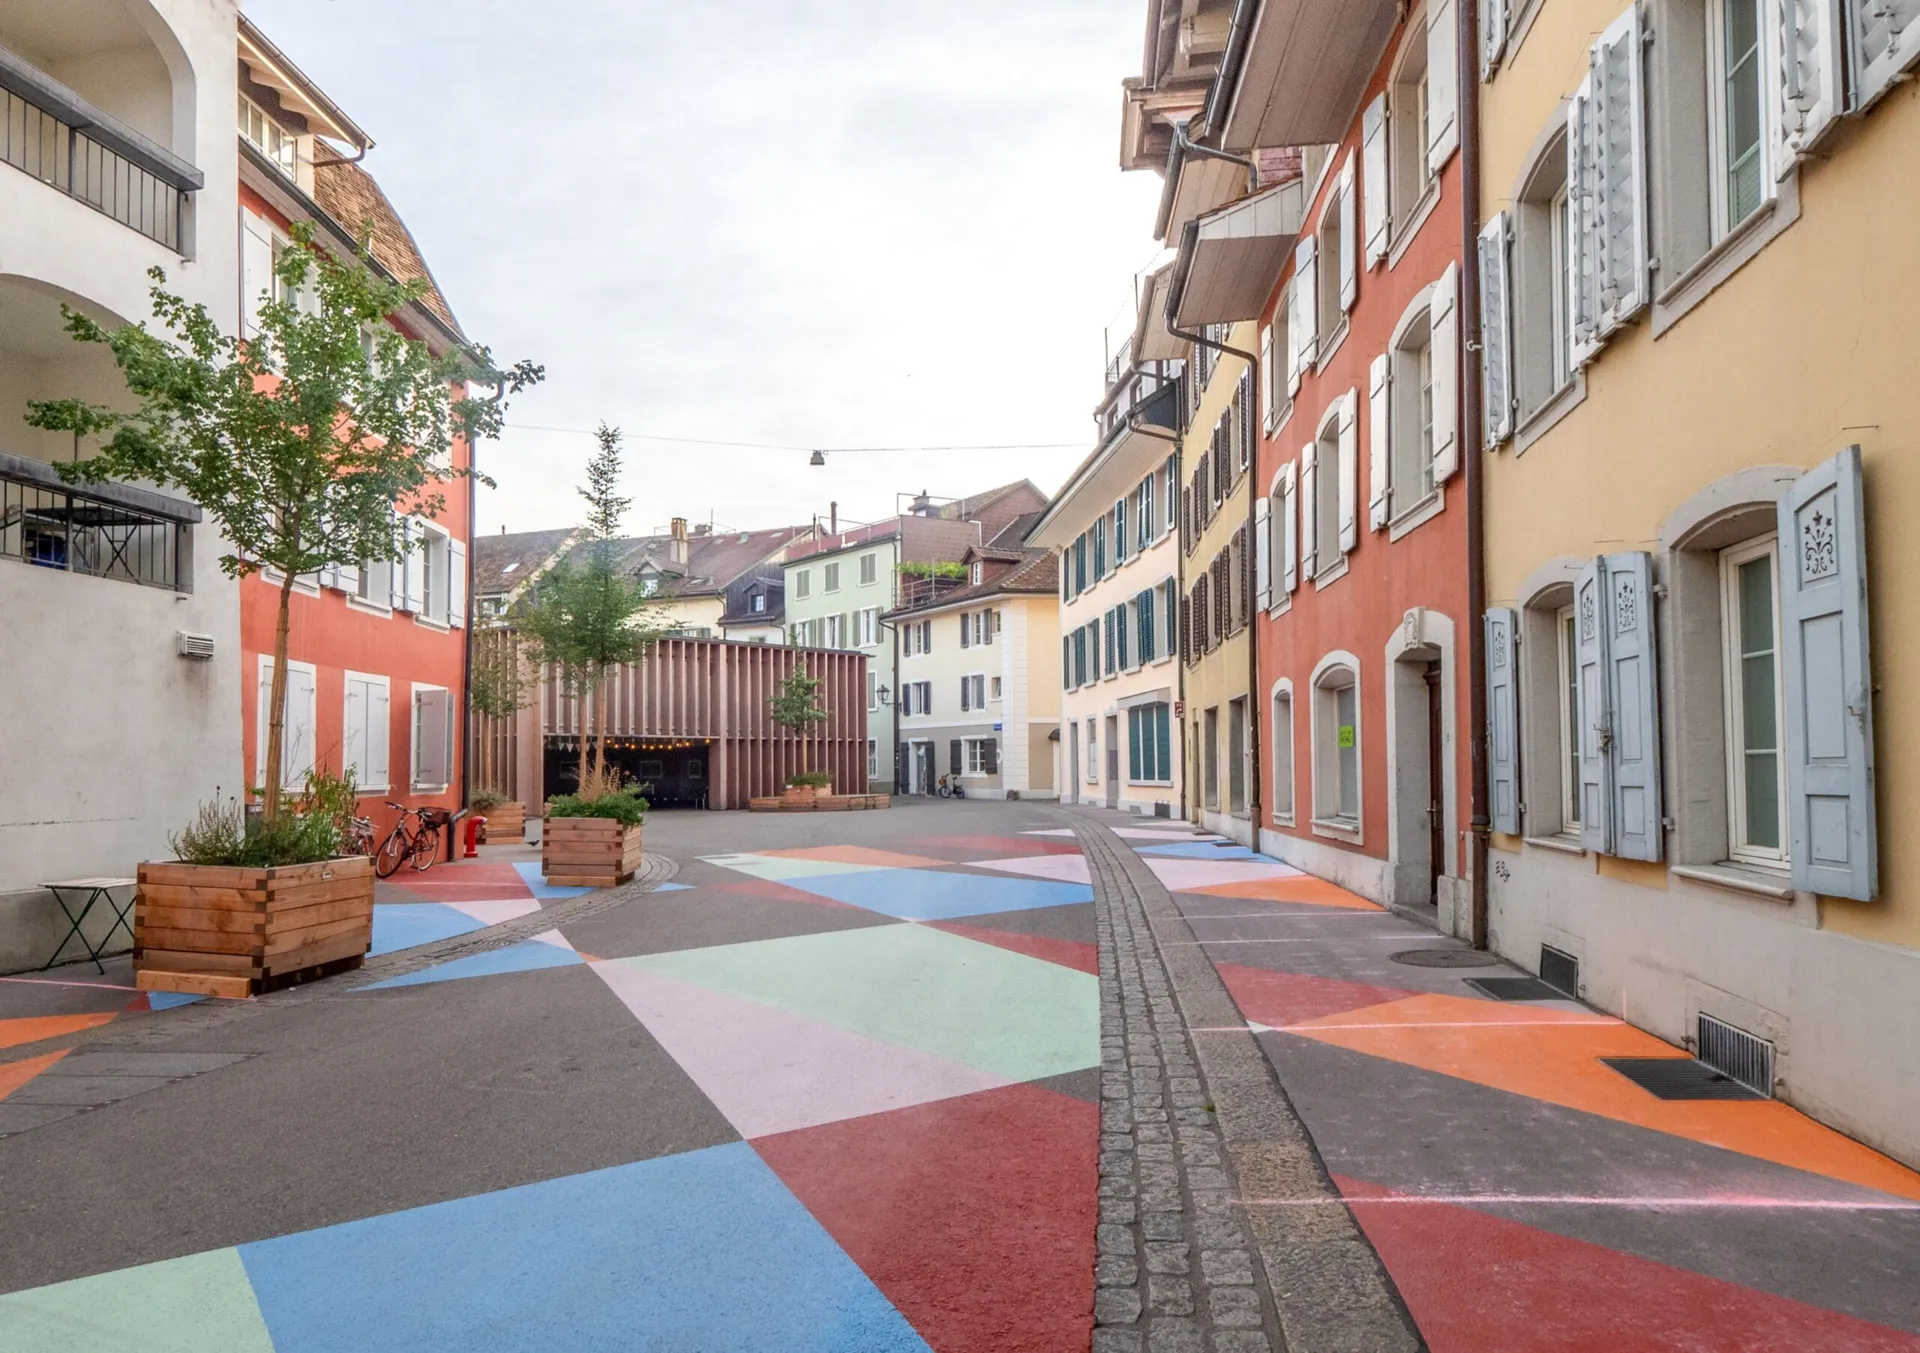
[375,804,455,878]
[936,774,966,800]
[343,814,377,860]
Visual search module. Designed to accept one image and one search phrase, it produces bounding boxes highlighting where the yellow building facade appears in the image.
[1479,0,1920,1164]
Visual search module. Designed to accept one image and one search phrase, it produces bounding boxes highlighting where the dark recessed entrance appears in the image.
[543,738,711,809]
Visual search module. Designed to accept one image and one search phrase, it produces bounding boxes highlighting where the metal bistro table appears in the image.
[41,877,138,973]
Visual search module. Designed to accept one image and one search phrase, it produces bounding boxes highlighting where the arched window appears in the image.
[1311,657,1362,829]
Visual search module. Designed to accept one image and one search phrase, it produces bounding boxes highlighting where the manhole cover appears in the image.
[1390,949,1501,968]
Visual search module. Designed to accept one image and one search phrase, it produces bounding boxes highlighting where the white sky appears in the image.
[243,0,1167,538]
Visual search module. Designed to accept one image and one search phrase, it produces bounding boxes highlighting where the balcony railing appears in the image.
[0,453,199,592]
[0,45,203,252]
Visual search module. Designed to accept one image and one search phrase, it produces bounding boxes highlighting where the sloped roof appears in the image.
[884,547,1059,618]
[473,526,576,598]
[593,524,815,600]
[311,145,463,340]
[787,480,1049,566]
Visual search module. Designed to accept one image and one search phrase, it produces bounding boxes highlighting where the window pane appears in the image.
[1336,684,1358,819]
[1737,554,1780,849]
[1724,0,1764,224]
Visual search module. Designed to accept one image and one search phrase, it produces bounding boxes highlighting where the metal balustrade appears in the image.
[0,458,196,592]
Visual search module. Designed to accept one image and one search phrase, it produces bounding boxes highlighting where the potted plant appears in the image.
[770,667,832,800]
[469,788,523,842]
[784,770,834,803]
[28,227,539,997]
[542,762,648,887]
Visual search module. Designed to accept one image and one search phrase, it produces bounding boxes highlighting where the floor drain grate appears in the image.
[1391,949,1502,968]
[1603,1057,1764,1100]
[1466,976,1572,1001]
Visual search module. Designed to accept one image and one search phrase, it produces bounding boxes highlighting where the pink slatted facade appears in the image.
[480,638,868,811]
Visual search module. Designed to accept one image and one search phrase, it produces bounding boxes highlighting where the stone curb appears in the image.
[1071,815,1425,1353]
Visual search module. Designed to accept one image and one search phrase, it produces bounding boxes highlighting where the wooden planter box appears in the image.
[542,815,643,888]
[784,784,832,803]
[479,801,526,842]
[133,856,375,1000]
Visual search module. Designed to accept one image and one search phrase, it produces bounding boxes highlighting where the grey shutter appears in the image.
[1602,551,1662,862]
[1778,0,1844,163]
[1062,636,1071,689]
[960,676,970,712]
[960,612,970,648]
[1574,558,1613,853]
[1254,496,1272,612]
[950,740,963,775]
[1479,214,1514,447]
[1778,446,1877,900]
[1486,607,1521,834]
[1593,8,1648,331]
[983,738,999,776]
[1849,0,1920,109]
[1566,77,1600,367]
[1483,0,1509,74]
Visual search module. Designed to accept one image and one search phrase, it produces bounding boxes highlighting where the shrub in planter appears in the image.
[543,764,648,886]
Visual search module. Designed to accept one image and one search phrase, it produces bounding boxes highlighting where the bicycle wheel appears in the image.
[410,824,441,872]
[375,828,411,879]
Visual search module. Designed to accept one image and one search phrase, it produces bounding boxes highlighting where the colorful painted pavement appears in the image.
[1079,814,1920,1352]
[0,821,1100,1351]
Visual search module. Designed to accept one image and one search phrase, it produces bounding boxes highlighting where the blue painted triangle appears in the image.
[359,939,582,990]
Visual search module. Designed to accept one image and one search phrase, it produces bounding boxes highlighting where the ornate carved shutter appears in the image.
[1566,76,1602,367]
[1430,263,1461,482]
[1778,446,1877,900]
[1338,156,1359,312]
[1427,0,1460,172]
[1483,0,1509,75]
[1849,0,1920,110]
[1362,94,1389,264]
[1778,0,1844,163]
[1368,352,1392,530]
[1593,7,1648,332]
[1574,559,1613,853]
[1281,462,1299,595]
[1298,441,1317,579]
[1479,214,1513,447]
[1602,551,1662,862]
[1486,607,1521,834]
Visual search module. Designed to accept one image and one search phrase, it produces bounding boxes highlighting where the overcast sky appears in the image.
[244,0,1166,539]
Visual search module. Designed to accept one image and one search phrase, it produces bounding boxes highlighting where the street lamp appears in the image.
[876,683,891,706]
[809,450,826,466]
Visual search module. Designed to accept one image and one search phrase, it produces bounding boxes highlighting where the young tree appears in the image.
[769,666,830,782]
[26,230,541,820]
[516,424,663,787]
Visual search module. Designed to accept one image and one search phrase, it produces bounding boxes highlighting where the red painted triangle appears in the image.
[755,1083,1097,1353]
[1335,1174,1920,1352]
[711,877,870,912]
[1216,963,1414,1028]
[928,921,1098,975]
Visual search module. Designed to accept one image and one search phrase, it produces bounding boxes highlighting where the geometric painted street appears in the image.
[3,800,1920,1350]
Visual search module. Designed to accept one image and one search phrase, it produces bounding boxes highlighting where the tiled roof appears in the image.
[884,547,1058,618]
[473,527,576,597]
[588,524,815,599]
[311,146,463,340]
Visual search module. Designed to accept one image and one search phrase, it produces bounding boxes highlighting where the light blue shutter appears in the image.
[1779,446,1877,900]
[1603,551,1662,862]
[1486,607,1521,834]
[1574,559,1613,853]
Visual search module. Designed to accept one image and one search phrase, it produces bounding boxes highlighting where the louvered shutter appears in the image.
[1281,462,1299,595]
[1427,0,1460,172]
[1593,8,1648,331]
[1062,636,1071,689]
[1368,352,1391,530]
[1573,560,1612,852]
[960,612,971,648]
[1479,214,1513,447]
[1294,236,1319,372]
[1362,94,1390,264]
[1337,392,1360,553]
[1117,604,1131,670]
[1566,76,1603,367]
[1778,446,1877,900]
[1778,0,1844,161]
[983,739,999,775]
[1254,496,1272,612]
[960,676,970,712]
[1298,441,1317,579]
[1849,0,1920,110]
[1430,263,1461,482]
[950,740,963,775]
[1486,607,1521,833]
[1483,0,1509,74]
[1602,551,1662,861]
[448,538,467,628]
[1338,156,1358,312]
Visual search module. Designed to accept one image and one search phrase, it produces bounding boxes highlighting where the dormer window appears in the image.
[239,96,298,179]
[752,593,766,613]
[970,562,983,585]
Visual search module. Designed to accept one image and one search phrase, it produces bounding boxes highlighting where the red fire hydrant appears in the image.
[463,814,487,858]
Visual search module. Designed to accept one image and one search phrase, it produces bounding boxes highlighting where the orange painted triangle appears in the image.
[1184,875,1382,909]
[0,1049,71,1100]
[0,1011,118,1051]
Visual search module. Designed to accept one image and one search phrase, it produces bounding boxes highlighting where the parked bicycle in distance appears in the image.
[936,774,966,799]
[375,803,457,878]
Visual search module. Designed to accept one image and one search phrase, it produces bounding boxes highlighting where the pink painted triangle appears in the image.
[1217,963,1416,1028]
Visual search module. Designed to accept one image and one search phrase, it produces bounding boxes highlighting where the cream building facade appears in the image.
[1478,0,1920,1164]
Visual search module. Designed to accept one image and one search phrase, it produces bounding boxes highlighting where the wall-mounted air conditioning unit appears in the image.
[176,631,216,660]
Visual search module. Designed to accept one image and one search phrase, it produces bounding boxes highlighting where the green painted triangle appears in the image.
[0,1247,274,1353]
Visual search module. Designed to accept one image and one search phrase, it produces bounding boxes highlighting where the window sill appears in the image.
[411,783,450,795]
[1315,318,1351,373]
[1311,816,1362,843]
[1672,862,1796,902]
[345,596,394,618]
[1128,779,1175,788]
[1387,183,1442,271]
[414,615,451,633]
[1524,833,1586,856]
[1266,400,1294,439]
[1512,371,1587,457]
[1269,591,1293,617]
[1652,174,1800,339]
[1387,487,1445,542]
[1311,555,1350,590]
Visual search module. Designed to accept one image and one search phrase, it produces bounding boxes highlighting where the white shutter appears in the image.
[286,665,316,789]
[405,529,426,614]
[1338,156,1358,312]
[1281,462,1299,595]
[1294,236,1319,373]
[1361,94,1390,265]
[369,681,390,792]
[1778,0,1844,162]
[344,678,367,789]
[414,688,451,789]
[1602,551,1662,862]
[1593,7,1648,331]
[1849,0,1920,110]
[1259,324,1275,429]
[1427,0,1460,172]
[1479,213,1514,447]
[256,662,273,788]
[241,212,273,339]
[1429,262,1460,482]
[337,561,360,596]
[1486,607,1521,834]
[1337,393,1360,554]
[1254,496,1272,612]
[1368,351,1392,530]
[1483,0,1509,75]
[1574,559,1613,853]
[1778,445,1877,900]
[1298,442,1318,580]
[1566,77,1603,367]
[448,538,467,628]
[389,514,409,610]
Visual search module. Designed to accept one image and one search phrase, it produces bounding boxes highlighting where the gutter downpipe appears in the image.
[1461,0,1491,948]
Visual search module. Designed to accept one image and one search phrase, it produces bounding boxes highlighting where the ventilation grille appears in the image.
[1539,945,1580,998]
[175,631,216,661]
[1697,1013,1774,1097]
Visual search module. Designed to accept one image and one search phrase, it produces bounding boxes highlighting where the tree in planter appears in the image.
[769,666,831,788]
[516,423,664,789]
[26,231,541,821]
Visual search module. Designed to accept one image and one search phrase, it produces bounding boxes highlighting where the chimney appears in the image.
[668,516,688,567]
[911,490,937,517]
[830,501,838,534]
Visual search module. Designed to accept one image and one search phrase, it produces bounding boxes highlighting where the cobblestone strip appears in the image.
[1074,818,1424,1353]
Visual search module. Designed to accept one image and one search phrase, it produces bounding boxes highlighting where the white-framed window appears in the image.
[858,608,879,647]
[411,683,453,790]
[417,524,453,627]
[964,737,995,775]
[960,673,986,712]
[1720,535,1787,864]
[1504,131,1574,428]
[970,561,984,585]
[1314,417,1343,577]
[1556,604,1582,834]
[1391,21,1435,231]
[793,569,811,599]
[1263,290,1292,431]
[1272,685,1295,823]
[1313,662,1361,827]
[256,656,317,791]
[824,561,841,592]
[751,592,766,613]
[239,95,299,179]
[1391,314,1437,517]
[1085,718,1099,782]
[868,738,878,779]
[826,613,844,648]
[859,553,878,585]
[906,680,933,717]
[343,671,391,795]
[990,675,1003,701]
[1316,181,1347,344]
[1708,0,1768,236]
